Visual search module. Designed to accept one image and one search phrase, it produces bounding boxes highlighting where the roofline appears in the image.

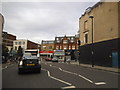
[79,1,103,19]
[2,31,16,37]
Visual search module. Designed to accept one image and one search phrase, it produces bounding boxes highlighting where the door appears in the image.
[112,51,118,67]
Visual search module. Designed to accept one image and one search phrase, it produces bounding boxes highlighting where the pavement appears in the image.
[69,60,120,73]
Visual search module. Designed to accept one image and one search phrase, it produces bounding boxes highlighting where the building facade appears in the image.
[54,35,79,60]
[0,13,4,45]
[0,13,4,64]
[13,39,38,51]
[79,1,120,67]
[41,40,54,51]
[54,35,79,50]
[2,31,16,51]
[38,44,41,51]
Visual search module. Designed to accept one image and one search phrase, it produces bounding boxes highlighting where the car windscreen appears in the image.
[23,59,38,64]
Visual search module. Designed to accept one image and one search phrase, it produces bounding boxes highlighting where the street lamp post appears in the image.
[78,40,81,65]
[89,16,94,67]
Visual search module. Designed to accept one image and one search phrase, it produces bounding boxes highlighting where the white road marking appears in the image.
[47,70,50,76]
[41,68,73,86]
[78,75,93,83]
[48,64,94,84]
[62,70,93,83]
[50,75,72,86]
[46,64,107,85]
[59,68,62,71]
[43,62,107,86]
[61,86,76,89]
[95,82,106,85]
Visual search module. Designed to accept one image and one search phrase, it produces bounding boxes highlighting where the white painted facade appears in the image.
[13,39,28,51]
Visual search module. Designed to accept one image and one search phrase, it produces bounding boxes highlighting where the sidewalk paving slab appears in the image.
[69,61,120,73]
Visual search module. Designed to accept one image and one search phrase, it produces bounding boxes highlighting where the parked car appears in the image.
[52,57,58,62]
[45,57,52,61]
[18,56,41,74]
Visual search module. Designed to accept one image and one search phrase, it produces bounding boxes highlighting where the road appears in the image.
[2,60,119,89]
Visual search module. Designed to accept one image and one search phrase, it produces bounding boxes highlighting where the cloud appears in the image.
[2,2,98,43]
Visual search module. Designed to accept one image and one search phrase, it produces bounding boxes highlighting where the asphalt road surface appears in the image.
[2,60,119,89]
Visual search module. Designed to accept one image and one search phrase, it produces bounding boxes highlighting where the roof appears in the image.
[79,1,103,19]
[55,35,75,38]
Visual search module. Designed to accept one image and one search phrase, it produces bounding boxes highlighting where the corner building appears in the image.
[79,1,120,67]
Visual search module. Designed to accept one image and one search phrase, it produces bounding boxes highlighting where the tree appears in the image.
[17,46,23,57]
[2,44,9,62]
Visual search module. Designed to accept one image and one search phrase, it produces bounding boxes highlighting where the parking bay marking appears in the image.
[48,64,106,85]
[95,82,106,85]
[61,86,76,89]
[41,68,76,88]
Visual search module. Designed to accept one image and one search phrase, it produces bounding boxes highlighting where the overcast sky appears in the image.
[2,1,99,44]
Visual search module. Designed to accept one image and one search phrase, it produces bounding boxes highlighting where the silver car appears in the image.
[52,57,58,62]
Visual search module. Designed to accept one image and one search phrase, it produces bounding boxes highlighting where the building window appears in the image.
[15,46,17,50]
[19,42,21,45]
[42,41,46,44]
[69,46,71,50]
[68,38,70,40]
[60,46,62,50]
[56,46,59,50]
[84,32,88,44]
[72,45,75,50]
[48,41,54,44]
[15,42,17,45]
[23,42,25,45]
[57,40,60,43]
[70,40,74,43]
[49,46,52,49]
[70,37,74,43]
[64,45,67,50]
[56,38,59,40]
[63,40,68,44]
[84,20,88,30]
[43,46,46,49]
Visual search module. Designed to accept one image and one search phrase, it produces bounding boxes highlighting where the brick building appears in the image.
[13,39,38,51]
[41,40,54,51]
[2,31,16,51]
[54,35,79,50]
[54,35,79,60]
[38,44,41,51]
[79,1,120,67]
